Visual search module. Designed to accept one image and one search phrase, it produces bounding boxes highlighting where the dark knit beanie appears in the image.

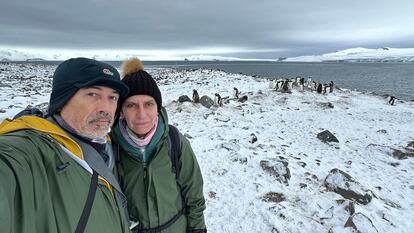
[48,57,129,116]
[120,58,162,111]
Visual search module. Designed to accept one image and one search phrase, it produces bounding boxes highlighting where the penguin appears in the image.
[307,77,312,88]
[249,133,257,144]
[299,77,305,85]
[214,93,223,106]
[316,83,322,94]
[387,95,396,105]
[281,79,289,92]
[329,81,334,93]
[192,89,200,103]
[233,87,240,99]
[322,84,328,94]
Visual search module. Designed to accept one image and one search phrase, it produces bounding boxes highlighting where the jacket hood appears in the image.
[0,115,83,159]
[0,115,117,192]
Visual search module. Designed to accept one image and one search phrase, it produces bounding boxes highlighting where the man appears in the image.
[113,57,207,233]
[0,58,131,233]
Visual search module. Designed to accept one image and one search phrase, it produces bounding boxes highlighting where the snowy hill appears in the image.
[1,63,414,232]
[285,47,414,62]
[2,47,414,62]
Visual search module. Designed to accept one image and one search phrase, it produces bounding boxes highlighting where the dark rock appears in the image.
[208,191,217,199]
[317,130,339,143]
[238,95,248,103]
[324,168,372,205]
[297,161,306,167]
[200,95,214,108]
[344,213,378,233]
[392,149,414,160]
[299,183,307,189]
[178,95,192,103]
[407,141,414,149]
[344,202,355,215]
[376,129,387,134]
[260,158,291,184]
[317,102,334,109]
[262,192,285,203]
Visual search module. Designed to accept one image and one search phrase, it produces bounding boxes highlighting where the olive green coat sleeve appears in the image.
[177,136,207,230]
[0,130,131,233]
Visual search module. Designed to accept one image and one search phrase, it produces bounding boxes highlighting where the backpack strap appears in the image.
[167,124,182,179]
[75,169,99,233]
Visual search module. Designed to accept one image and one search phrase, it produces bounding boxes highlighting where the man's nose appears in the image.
[97,98,117,115]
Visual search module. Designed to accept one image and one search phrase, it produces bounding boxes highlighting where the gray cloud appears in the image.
[1,0,413,58]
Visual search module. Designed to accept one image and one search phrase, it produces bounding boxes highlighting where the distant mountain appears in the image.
[183,55,274,61]
[285,47,414,62]
[1,47,414,62]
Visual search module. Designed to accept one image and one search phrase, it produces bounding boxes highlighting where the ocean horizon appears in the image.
[2,60,413,101]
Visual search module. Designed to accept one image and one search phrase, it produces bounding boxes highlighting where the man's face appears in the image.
[121,95,158,138]
[60,86,119,139]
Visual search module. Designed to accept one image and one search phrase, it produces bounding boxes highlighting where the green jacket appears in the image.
[114,108,206,233]
[0,116,131,233]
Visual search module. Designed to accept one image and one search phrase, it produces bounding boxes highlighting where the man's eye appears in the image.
[109,96,119,101]
[87,93,98,97]
[125,103,134,108]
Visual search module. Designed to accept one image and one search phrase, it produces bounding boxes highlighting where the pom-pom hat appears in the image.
[120,58,162,111]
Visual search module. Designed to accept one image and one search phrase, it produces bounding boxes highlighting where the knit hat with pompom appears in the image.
[120,58,162,111]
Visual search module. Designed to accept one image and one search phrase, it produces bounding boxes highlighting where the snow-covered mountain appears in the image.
[285,47,414,62]
[2,47,414,62]
[1,62,413,232]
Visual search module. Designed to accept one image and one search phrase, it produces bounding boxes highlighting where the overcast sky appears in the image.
[1,0,414,59]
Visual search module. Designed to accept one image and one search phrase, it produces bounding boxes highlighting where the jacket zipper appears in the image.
[143,164,147,179]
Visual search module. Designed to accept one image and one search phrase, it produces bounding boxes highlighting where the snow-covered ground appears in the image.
[1,62,414,233]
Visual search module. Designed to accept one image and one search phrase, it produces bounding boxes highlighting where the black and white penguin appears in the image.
[329,81,334,93]
[316,83,322,94]
[214,93,223,106]
[281,79,289,92]
[387,95,396,105]
[192,89,200,103]
[322,84,328,94]
[233,87,240,99]
[299,77,305,91]
[250,133,257,144]
[307,77,312,88]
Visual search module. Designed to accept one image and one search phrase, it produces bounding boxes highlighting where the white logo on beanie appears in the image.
[102,68,114,76]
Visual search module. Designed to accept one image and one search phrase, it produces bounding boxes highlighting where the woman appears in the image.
[112,58,207,233]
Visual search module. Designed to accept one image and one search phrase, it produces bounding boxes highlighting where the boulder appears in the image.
[200,95,214,108]
[178,95,192,103]
[344,213,378,233]
[392,149,414,160]
[260,157,291,184]
[317,130,339,143]
[262,192,285,203]
[317,102,334,109]
[324,168,372,205]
